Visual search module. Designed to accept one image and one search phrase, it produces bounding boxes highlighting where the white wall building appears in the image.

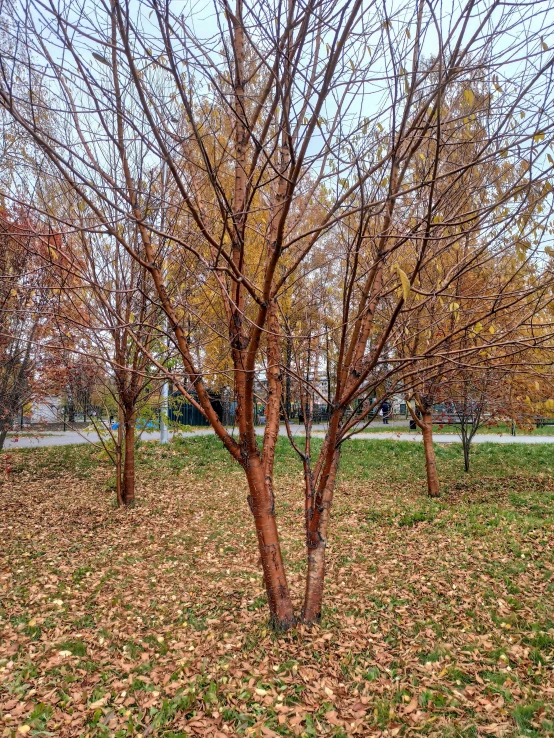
[30,397,61,424]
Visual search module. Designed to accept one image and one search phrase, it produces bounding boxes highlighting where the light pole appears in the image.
[159,226,170,445]
[160,380,169,444]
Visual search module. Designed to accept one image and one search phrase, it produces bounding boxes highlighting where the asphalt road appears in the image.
[3,425,554,449]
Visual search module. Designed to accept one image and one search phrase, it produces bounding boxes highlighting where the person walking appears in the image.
[381,401,391,424]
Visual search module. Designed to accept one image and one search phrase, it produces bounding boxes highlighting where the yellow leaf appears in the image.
[17,727,31,735]
[464,88,475,106]
[474,322,483,333]
[396,267,411,301]
[489,325,495,334]
[541,37,548,51]
[534,131,545,143]
[405,27,411,39]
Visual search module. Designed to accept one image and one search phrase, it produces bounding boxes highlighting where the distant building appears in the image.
[391,395,407,416]
[30,397,61,424]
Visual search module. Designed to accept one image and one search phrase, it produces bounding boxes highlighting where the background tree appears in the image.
[447,348,552,472]
[0,210,55,449]
[43,214,167,506]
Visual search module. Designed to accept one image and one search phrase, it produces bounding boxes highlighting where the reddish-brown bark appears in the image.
[122,409,135,506]
[407,400,440,498]
[245,454,295,628]
[302,447,341,623]
[421,410,440,498]
[4,0,554,632]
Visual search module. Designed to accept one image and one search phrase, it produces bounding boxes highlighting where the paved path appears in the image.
[3,425,554,449]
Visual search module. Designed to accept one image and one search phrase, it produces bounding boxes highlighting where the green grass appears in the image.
[7,431,554,486]
[428,421,554,436]
[2,435,554,737]
[311,420,554,435]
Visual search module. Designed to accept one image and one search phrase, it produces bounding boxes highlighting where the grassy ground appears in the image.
[313,423,554,436]
[1,437,553,737]
[426,423,554,436]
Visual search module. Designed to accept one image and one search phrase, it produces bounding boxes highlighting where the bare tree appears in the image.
[1,0,554,628]
[42,207,167,506]
[0,210,55,448]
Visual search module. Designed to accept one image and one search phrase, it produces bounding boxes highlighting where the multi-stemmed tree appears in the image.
[2,0,554,628]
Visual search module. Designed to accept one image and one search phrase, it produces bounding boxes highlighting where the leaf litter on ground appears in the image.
[0,437,553,736]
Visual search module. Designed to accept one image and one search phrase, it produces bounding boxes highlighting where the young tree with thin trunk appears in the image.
[407,394,440,497]
[446,349,551,472]
[43,216,167,506]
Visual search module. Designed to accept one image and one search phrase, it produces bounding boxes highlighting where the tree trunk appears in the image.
[302,450,340,624]
[115,444,123,507]
[421,410,440,497]
[0,426,8,452]
[246,454,295,630]
[122,409,135,505]
[462,439,470,472]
